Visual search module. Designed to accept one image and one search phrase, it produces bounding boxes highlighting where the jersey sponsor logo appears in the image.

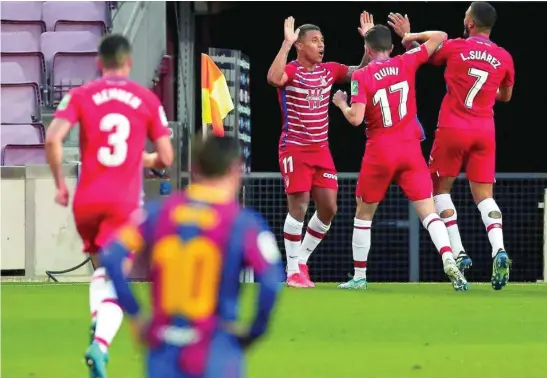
[57,94,71,110]
[306,88,324,110]
[257,231,281,264]
[351,80,359,95]
[323,172,338,180]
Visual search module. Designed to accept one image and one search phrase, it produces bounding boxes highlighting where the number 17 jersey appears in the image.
[54,77,170,207]
[430,37,515,130]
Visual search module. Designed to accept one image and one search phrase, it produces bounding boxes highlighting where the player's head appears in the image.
[98,34,132,76]
[295,24,324,64]
[464,2,497,37]
[191,134,243,192]
[364,25,393,57]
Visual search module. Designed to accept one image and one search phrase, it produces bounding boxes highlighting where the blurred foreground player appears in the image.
[428,2,515,290]
[267,14,373,288]
[100,136,284,378]
[333,25,468,291]
[45,34,173,377]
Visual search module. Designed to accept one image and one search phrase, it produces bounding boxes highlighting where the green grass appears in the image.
[2,282,547,378]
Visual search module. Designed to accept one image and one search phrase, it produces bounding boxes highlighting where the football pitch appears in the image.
[2,282,547,378]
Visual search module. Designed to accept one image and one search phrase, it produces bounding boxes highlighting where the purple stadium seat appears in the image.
[1,84,41,123]
[1,32,45,89]
[2,144,46,166]
[0,1,46,43]
[43,1,107,38]
[1,123,45,153]
[41,31,99,104]
[1,62,27,84]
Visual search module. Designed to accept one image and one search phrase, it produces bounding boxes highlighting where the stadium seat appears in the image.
[1,83,41,124]
[43,1,107,38]
[0,123,46,155]
[0,1,46,43]
[1,32,45,93]
[41,31,100,105]
[2,144,46,166]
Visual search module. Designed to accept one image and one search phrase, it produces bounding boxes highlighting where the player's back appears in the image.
[74,77,158,206]
[356,46,429,144]
[435,37,514,128]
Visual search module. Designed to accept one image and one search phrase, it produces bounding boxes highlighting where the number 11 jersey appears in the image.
[430,37,515,130]
[54,76,170,207]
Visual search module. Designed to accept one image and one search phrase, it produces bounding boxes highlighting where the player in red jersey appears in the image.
[332,24,468,291]
[45,34,173,377]
[425,2,515,290]
[267,14,373,288]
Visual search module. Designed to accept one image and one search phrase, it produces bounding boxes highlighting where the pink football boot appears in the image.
[298,264,315,288]
[286,272,309,288]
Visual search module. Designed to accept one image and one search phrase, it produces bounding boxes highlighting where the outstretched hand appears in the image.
[284,17,300,44]
[358,11,374,37]
[388,13,411,38]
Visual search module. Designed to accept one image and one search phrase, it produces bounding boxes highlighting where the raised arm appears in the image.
[402,30,448,57]
[346,11,375,80]
[388,13,420,51]
[267,17,299,87]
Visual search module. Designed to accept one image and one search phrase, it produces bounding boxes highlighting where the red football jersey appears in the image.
[54,76,170,207]
[431,37,515,130]
[277,61,348,150]
[350,44,429,144]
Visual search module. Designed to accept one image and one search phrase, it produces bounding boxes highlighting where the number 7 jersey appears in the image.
[430,37,515,130]
[54,77,170,207]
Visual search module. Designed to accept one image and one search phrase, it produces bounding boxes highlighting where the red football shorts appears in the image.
[429,127,496,183]
[356,140,432,203]
[73,202,137,254]
[279,147,338,194]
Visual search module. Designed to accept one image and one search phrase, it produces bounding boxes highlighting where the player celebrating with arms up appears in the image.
[423,2,515,290]
[333,24,468,291]
[101,136,284,378]
[267,13,373,288]
[45,34,173,377]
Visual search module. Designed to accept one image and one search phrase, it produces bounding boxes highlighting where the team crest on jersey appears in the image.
[306,88,324,110]
[320,76,328,86]
[351,80,359,95]
[57,94,71,110]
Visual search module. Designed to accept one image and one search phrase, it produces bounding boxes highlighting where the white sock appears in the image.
[284,214,303,275]
[477,198,505,257]
[89,267,108,324]
[299,212,330,265]
[422,213,453,258]
[93,280,124,353]
[352,218,371,280]
[434,194,465,258]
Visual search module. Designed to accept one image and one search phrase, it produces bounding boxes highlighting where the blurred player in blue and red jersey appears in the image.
[266,14,372,288]
[332,23,468,291]
[423,2,515,290]
[45,34,173,377]
[100,135,284,378]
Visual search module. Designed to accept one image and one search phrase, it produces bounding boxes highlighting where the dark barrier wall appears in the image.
[198,1,546,173]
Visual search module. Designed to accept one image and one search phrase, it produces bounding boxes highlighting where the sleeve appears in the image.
[282,63,298,87]
[401,43,430,72]
[146,91,171,142]
[100,200,163,317]
[350,70,367,105]
[430,39,454,66]
[53,88,80,125]
[240,210,284,339]
[325,62,350,84]
[501,53,515,88]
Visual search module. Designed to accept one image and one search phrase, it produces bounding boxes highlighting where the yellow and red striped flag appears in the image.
[201,54,234,136]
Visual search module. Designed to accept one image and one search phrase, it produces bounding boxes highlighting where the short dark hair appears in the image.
[364,25,392,52]
[191,135,241,178]
[98,34,132,69]
[297,24,321,40]
[470,2,497,30]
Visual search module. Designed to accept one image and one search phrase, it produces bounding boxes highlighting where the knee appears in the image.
[433,193,457,219]
[318,201,337,222]
[288,194,309,221]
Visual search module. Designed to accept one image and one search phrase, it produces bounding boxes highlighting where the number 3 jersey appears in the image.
[53,76,170,207]
[277,61,348,151]
[430,37,515,130]
[350,44,429,145]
